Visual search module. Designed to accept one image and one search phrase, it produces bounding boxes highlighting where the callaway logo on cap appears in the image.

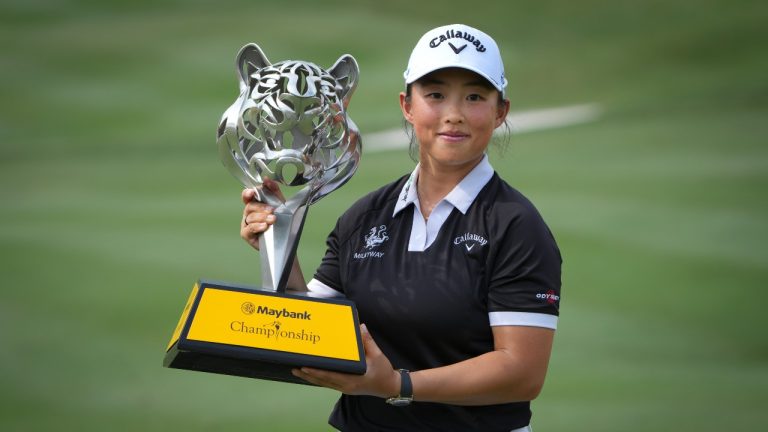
[403,24,507,96]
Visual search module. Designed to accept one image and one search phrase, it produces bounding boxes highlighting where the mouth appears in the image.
[437,131,470,142]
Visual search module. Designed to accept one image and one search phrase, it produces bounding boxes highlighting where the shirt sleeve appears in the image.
[313,218,344,293]
[487,202,562,329]
[306,278,344,298]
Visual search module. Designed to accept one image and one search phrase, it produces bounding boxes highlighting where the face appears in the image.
[400,68,509,172]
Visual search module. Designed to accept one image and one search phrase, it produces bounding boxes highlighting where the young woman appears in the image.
[240,24,562,432]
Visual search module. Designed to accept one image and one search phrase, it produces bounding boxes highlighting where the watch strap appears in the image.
[398,369,413,399]
[386,369,413,406]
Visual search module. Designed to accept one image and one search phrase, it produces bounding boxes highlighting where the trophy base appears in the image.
[163,280,366,385]
[164,343,318,385]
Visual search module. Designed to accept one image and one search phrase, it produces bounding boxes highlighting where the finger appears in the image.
[292,368,338,389]
[240,225,263,250]
[263,179,279,193]
[241,188,257,204]
[360,324,382,357]
[291,368,314,384]
[240,223,267,247]
[242,205,274,228]
[243,212,276,226]
[244,201,274,216]
[263,179,287,202]
[242,221,269,235]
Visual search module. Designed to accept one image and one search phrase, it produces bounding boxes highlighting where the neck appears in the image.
[416,155,483,219]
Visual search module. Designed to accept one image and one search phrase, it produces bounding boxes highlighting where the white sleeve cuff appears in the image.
[306,278,344,298]
[489,311,558,330]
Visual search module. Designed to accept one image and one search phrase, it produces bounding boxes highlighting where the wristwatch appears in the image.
[385,369,413,406]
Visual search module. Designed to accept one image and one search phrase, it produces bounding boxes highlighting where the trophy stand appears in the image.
[257,186,309,293]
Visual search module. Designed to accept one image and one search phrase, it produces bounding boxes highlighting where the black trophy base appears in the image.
[164,343,312,385]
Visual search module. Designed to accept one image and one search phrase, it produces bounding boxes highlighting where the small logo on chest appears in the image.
[354,225,389,260]
[454,232,488,252]
[364,225,389,249]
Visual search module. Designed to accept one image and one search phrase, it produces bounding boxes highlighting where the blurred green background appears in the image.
[1,0,767,430]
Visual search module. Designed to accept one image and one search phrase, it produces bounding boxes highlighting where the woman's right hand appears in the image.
[240,181,282,250]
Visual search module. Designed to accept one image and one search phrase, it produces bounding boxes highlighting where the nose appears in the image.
[443,100,464,124]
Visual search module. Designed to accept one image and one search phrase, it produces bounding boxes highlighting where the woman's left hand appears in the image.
[292,324,400,398]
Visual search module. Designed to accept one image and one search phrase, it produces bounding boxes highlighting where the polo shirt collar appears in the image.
[393,154,495,217]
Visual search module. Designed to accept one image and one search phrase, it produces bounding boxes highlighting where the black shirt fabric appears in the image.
[314,172,562,432]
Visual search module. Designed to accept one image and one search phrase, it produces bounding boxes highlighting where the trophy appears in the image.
[163,44,365,384]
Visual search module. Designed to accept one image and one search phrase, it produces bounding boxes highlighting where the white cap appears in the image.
[403,24,507,96]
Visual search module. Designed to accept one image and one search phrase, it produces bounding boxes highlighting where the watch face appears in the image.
[387,397,412,407]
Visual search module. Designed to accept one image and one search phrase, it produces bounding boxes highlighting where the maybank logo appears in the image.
[256,305,311,320]
[241,302,256,314]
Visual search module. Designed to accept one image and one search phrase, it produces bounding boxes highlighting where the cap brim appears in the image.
[405,63,506,94]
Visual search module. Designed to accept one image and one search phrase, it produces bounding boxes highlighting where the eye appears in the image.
[425,92,444,99]
[467,93,485,102]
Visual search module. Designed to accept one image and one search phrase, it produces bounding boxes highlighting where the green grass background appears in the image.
[1,0,767,430]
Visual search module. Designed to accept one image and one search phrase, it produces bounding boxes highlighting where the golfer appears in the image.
[241,23,561,432]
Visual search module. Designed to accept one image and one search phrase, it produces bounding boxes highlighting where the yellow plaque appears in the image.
[188,288,360,361]
[163,280,366,384]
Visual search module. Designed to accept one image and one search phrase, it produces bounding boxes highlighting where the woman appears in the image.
[241,24,561,432]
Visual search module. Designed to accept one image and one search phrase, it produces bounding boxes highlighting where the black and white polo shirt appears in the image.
[308,155,562,431]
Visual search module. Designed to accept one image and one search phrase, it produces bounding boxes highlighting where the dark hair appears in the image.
[403,83,512,162]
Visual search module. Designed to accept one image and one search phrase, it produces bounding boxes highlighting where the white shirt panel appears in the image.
[306,278,344,298]
[488,311,558,330]
[393,154,495,252]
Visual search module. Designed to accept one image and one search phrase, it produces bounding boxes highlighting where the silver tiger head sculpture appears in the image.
[216,44,361,292]
[217,43,361,209]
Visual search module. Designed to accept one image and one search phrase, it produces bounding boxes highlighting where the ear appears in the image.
[399,92,413,124]
[236,43,271,92]
[327,54,360,108]
[495,98,510,128]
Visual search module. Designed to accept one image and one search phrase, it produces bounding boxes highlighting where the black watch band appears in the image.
[386,369,413,406]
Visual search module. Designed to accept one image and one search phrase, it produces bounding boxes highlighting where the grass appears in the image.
[1,0,767,430]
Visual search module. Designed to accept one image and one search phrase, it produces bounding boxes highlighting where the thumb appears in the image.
[241,188,256,204]
[360,324,381,356]
[263,179,287,202]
